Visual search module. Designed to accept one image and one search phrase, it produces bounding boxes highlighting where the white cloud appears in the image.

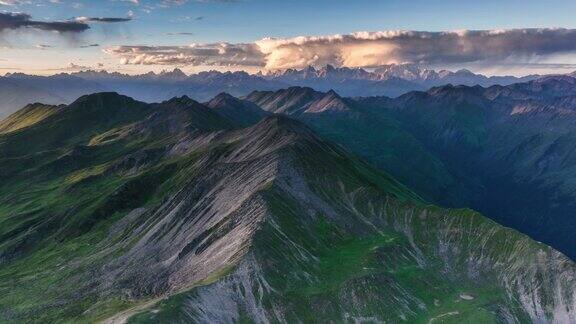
[0,0,20,5]
[255,29,576,70]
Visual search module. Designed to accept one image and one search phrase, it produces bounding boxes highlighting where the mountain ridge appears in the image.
[238,77,576,261]
[0,64,560,119]
[1,92,575,322]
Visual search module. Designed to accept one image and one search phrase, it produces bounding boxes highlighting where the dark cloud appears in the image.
[75,17,132,23]
[0,12,89,33]
[165,32,194,36]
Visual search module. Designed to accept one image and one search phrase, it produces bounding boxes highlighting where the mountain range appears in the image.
[4,71,576,322]
[235,75,576,261]
[262,64,539,96]
[0,91,575,322]
[0,65,546,119]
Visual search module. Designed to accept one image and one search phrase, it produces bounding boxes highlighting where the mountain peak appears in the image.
[165,95,196,104]
[207,92,244,108]
[453,68,476,76]
[244,86,325,114]
[326,89,339,96]
[70,92,138,107]
[212,92,236,101]
[323,64,336,72]
[305,65,317,73]
[304,89,352,114]
[207,92,269,127]
[158,68,188,80]
[374,63,430,81]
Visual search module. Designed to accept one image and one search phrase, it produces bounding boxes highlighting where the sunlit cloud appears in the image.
[105,29,576,72]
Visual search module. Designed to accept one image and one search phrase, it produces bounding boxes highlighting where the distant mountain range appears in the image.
[0,65,548,118]
[0,69,283,118]
[1,91,575,322]
[262,64,539,96]
[0,74,104,119]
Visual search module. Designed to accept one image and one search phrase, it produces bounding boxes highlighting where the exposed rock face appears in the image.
[118,116,576,323]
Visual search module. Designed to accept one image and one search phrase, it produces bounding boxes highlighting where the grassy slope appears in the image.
[298,101,473,209]
[0,96,573,323]
[0,94,232,322]
[126,129,568,323]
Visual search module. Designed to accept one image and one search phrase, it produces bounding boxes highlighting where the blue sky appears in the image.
[2,0,576,75]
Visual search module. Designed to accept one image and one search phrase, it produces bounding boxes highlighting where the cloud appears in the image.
[164,32,194,36]
[0,0,27,5]
[255,29,576,70]
[0,12,89,33]
[158,0,236,7]
[104,28,576,70]
[41,62,92,72]
[65,62,90,70]
[75,17,132,23]
[0,12,131,46]
[159,0,188,6]
[104,43,264,66]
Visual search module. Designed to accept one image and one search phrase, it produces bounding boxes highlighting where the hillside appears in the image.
[243,78,576,261]
[0,93,574,322]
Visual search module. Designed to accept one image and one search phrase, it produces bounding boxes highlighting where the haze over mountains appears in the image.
[262,64,539,96]
[1,91,575,322]
[0,64,544,119]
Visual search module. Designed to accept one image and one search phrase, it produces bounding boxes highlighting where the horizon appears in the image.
[2,0,576,76]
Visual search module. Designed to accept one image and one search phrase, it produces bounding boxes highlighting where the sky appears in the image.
[1,0,576,76]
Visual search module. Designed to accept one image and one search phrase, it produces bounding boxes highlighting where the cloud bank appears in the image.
[104,43,264,66]
[105,28,576,70]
